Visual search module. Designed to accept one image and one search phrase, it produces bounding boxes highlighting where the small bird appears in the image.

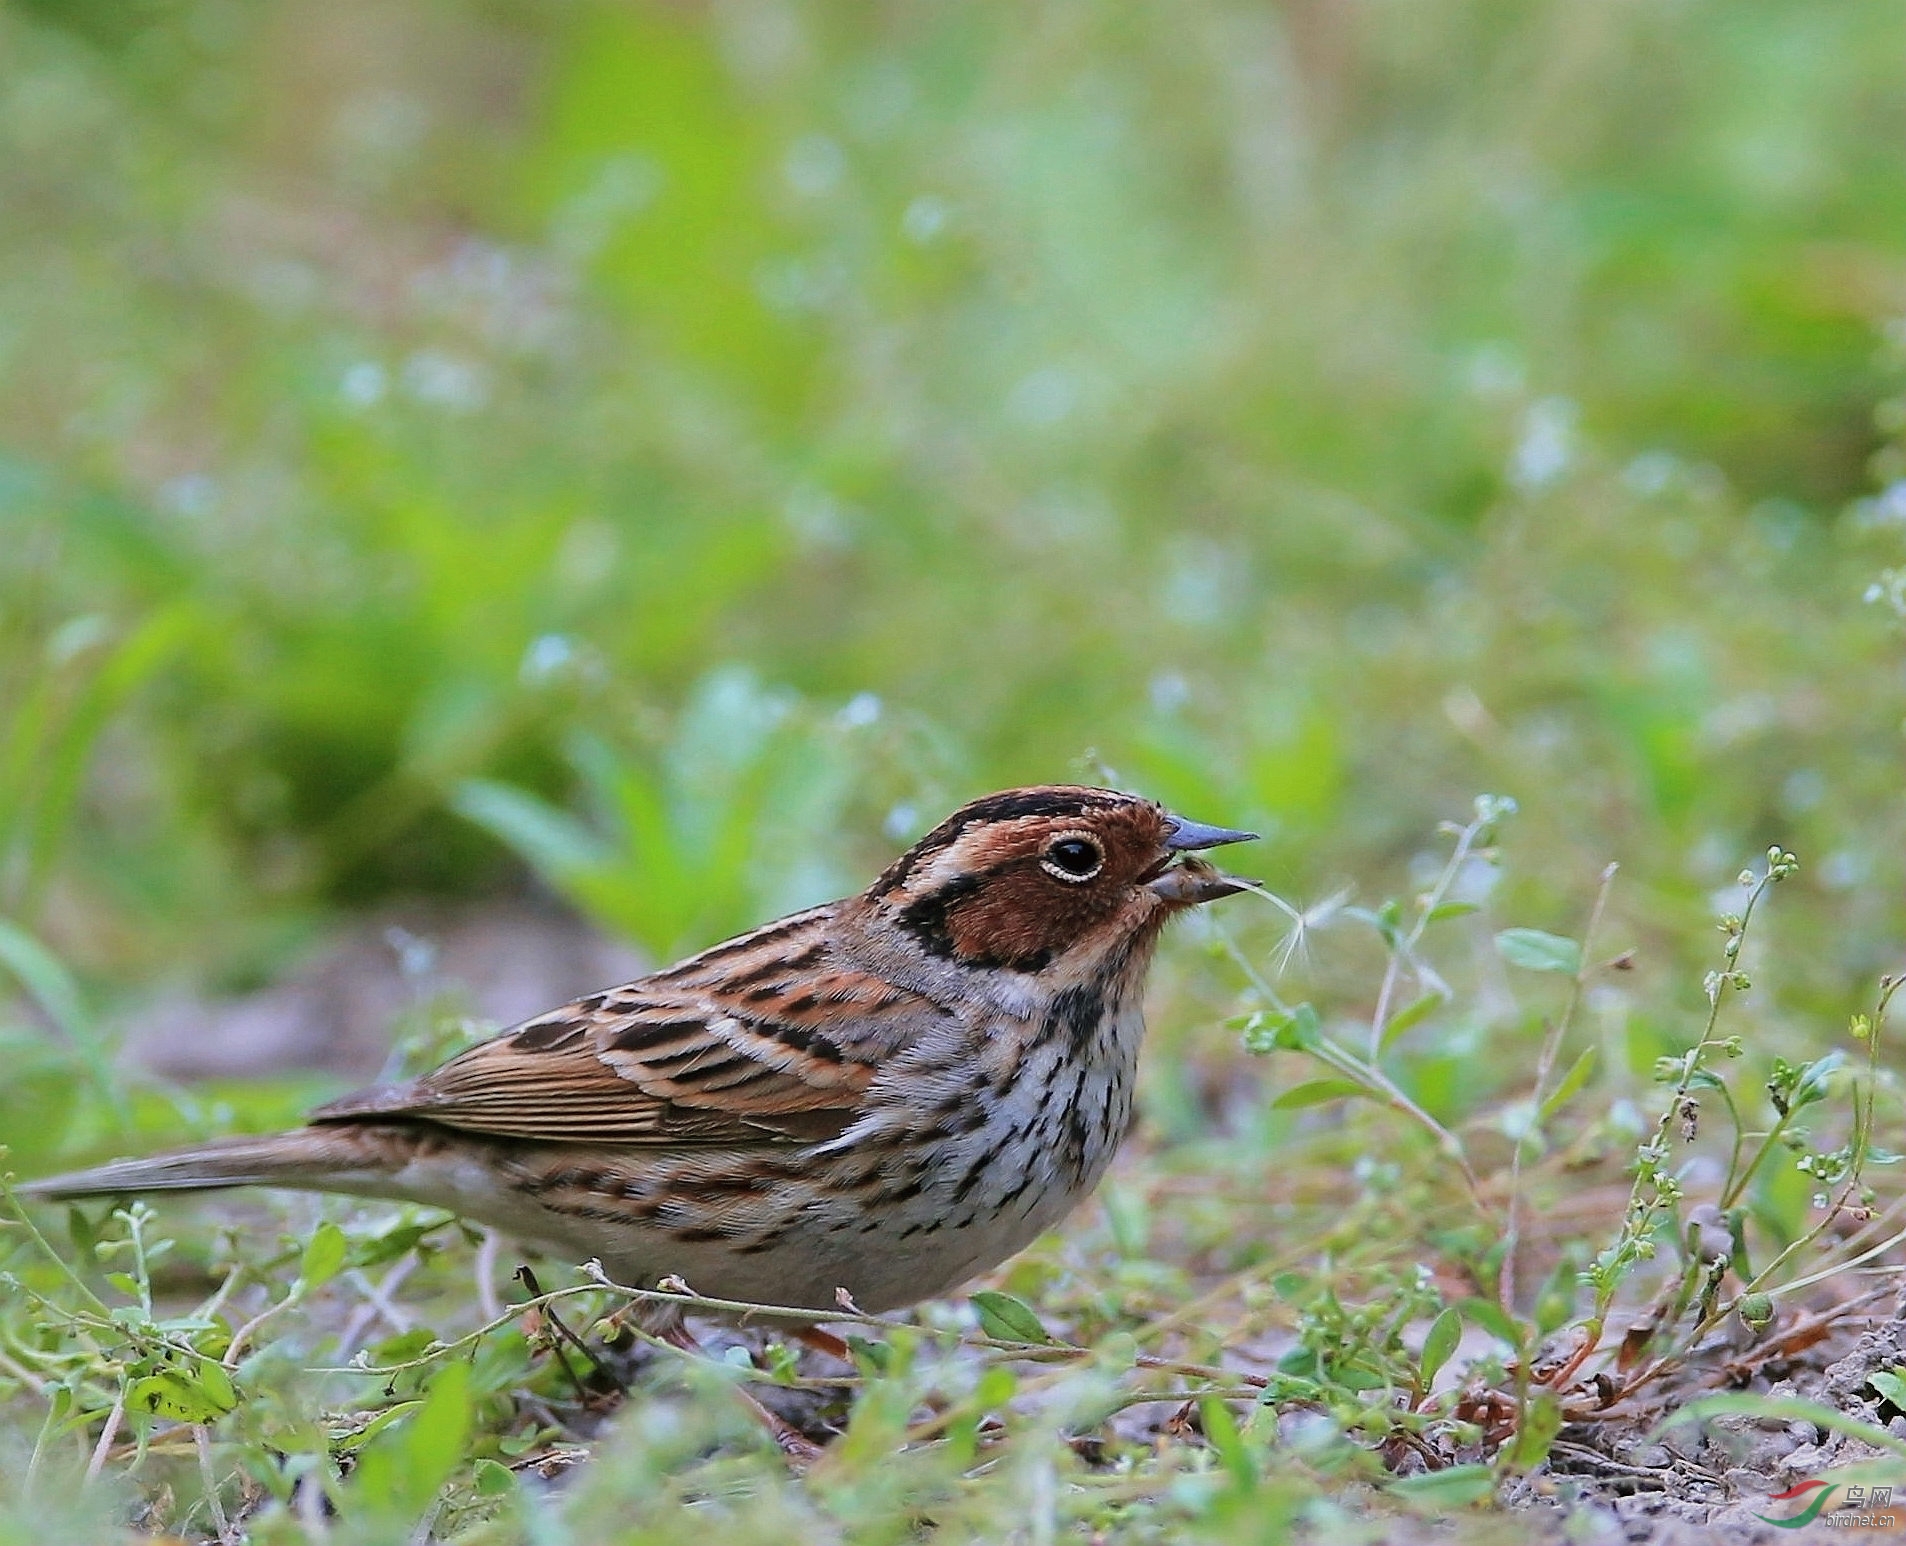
[25,786,1254,1317]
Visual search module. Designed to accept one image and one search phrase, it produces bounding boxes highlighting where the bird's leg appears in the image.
[515,1266,621,1401]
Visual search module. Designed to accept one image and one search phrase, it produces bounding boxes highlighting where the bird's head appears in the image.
[863,785,1256,978]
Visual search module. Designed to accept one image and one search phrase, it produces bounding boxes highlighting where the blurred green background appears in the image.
[3,0,1906,1090]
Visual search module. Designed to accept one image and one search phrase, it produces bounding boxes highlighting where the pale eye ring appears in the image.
[1040,832,1104,883]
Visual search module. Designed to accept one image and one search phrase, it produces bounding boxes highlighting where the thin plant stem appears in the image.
[0,1175,114,1315]
[1216,925,1493,1219]
[1366,809,1496,1059]
[82,1381,125,1487]
[1500,862,1617,1319]
[1688,975,1902,1338]
[310,1264,1268,1401]
[1591,857,1789,1323]
[1719,1108,1804,1215]
[195,1425,233,1545]
[1590,945,1895,1407]
[223,1290,305,1370]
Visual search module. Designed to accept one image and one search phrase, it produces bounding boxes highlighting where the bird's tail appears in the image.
[16,1127,408,1202]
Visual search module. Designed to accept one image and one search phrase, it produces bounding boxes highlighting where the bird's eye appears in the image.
[1041,833,1104,882]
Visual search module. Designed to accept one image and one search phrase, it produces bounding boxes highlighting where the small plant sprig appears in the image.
[1537,847,1904,1408]
[0,1173,491,1531]
[1224,805,1903,1488]
[1253,1264,1483,1462]
[2,1192,242,1504]
[1226,794,1522,1221]
[1360,794,1521,1060]
[1608,967,1902,1401]
[1530,849,1795,1393]
[1581,852,1797,1310]
[1497,859,1618,1322]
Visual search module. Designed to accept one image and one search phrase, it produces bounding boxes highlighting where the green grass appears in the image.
[3,0,1906,1538]
[2,808,1898,1541]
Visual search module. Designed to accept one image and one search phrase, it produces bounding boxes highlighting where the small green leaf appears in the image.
[973,1364,1018,1409]
[65,1207,97,1262]
[1458,1297,1528,1352]
[128,1370,236,1423]
[340,1362,473,1522]
[1200,1397,1255,1489]
[193,1358,236,1413]
[1538,1046,1599,1120]
[0,919,87,1040]
[1869,1369,1906,1409]
[1345,901,1404,946]
[1380,991,1446,1050]
[404,1362,473,1486]
[1101,1183,1148,1258]
[1389,1463,1495,1508]
[971,1290,1051,1345]
[1237,1010,1275,1053]
[336,1401,425,1452]
[369,1328,436,1364]
[1270,1079,1371,1111]
[1419,1307,1462,1388]
[1499,1392,1562,1472]
[1277,1003,1322,1051]
[1534,1287,1573,1337]
[1495,929,1582,975]
[1791,1052,1845,1110]
[1727,1209,1753,1281]
[299,1221,348,1291]
[1425,902,1481,925]
[473,1458,516,1497]
[105,1272,141,1299]
[1329,1358,1389,1390]
[451,779,608,877]
[355,1216,452,1269]
[845,1335,892,1375]
[1240,1002,1323,1055]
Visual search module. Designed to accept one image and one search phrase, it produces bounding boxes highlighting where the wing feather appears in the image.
[309,907,937,1147]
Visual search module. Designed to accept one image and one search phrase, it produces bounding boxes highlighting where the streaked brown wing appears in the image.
[309,906,935,1147]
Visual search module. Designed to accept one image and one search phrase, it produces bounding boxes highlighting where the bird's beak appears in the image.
[1161,814,1258,852]
[1149,861,1249,905]
[1150,813,1258,905]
